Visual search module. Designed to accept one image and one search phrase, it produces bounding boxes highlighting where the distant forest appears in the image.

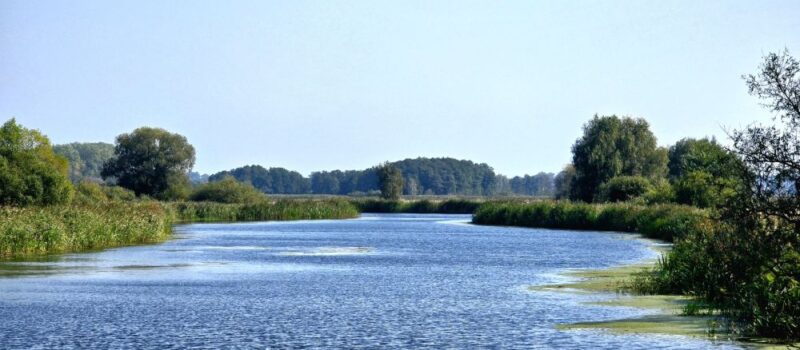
[53,143,555,197]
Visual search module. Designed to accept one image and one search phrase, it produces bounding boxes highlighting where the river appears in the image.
[0,214,743,349]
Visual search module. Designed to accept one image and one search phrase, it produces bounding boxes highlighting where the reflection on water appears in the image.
[0,214,742,349]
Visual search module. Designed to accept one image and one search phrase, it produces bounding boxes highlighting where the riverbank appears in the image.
[534,241,720,338]
[0,199,359,260]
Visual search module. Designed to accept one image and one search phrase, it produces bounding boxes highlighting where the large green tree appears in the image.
[667,137,741,208]
[101,127,195,200]
[377,162,403,200]
[0,119,73,205]
[570,115,667,202]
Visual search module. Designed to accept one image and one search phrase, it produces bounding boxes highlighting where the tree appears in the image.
[734,49,800,223]
[570,115,667,202]
[667,50,800,338]
[667,138,741,208]
[0,119,73,205]
[377,162,403,200]
[53,142,115,182]
[190,176,266,204]
[101,127,195,200]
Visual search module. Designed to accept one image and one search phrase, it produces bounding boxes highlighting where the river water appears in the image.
[0,214,743,349]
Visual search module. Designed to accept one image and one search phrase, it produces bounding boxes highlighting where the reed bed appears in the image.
[472,201,710,242]
[166,198,360,222]
[351,198,483,214]
[0,202,171,259]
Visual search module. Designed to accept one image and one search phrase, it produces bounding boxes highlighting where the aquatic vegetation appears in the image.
[167,199,360,222]
[0,202,171,259]
[0,199,359,260]
[472,201,709,242]
[351,198,483,214]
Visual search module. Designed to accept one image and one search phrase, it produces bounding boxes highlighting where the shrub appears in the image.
[190,176,266,204]
[596,176,653,203]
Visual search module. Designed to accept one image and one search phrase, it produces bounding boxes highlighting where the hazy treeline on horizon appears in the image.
[54,144,556,197]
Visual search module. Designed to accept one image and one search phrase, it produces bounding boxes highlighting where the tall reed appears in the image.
[472,201,709,242]
[167,198,360,222]
[0,202,171,259]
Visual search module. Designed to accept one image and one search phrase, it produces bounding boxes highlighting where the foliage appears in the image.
[667,138,741,208]
[72,180,136,204]
[189,176,266,204]
[646,51,800,339]
[210,165,310,194]
[596,176,653,202]
[570,115,667,202]
[0,119,73,206]
[102,127,195,200]
[640,178,676,204]
[377,162,403,200]
[53,142,114,182]
[0,202,171,259]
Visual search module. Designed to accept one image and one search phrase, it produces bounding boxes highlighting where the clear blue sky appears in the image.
[1,1,798,176]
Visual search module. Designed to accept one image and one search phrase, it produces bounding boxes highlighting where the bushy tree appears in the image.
[668,138,741,208]
[102,127,195,200]
[377,162,403,200]
[570,115,667,202]
[190,176,266,204]
[596,176,653,202]
[0,119,74,205]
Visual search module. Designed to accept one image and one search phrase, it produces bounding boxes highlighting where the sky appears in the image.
[1,1,799,177]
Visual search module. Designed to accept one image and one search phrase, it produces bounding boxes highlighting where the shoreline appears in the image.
[534,236,793,349]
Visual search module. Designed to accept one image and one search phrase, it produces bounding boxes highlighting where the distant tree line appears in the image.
[212,157,555,197]
[209,165,310,194]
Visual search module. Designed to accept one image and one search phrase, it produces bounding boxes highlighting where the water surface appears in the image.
[0,214,742,349]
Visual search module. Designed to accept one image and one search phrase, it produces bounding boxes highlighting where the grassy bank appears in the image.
[0,202,172,260]
[352,198,483,214]
[168,198,360,222]
[472,201,710,242]
[0,199,359,260]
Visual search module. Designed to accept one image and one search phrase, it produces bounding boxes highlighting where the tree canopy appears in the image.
[570,115,667,202]
[101,127,195,200]
[667,137,741,208]
[0,119,73,206]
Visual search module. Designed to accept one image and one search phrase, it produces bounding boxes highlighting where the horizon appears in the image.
[2,1,799,176]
